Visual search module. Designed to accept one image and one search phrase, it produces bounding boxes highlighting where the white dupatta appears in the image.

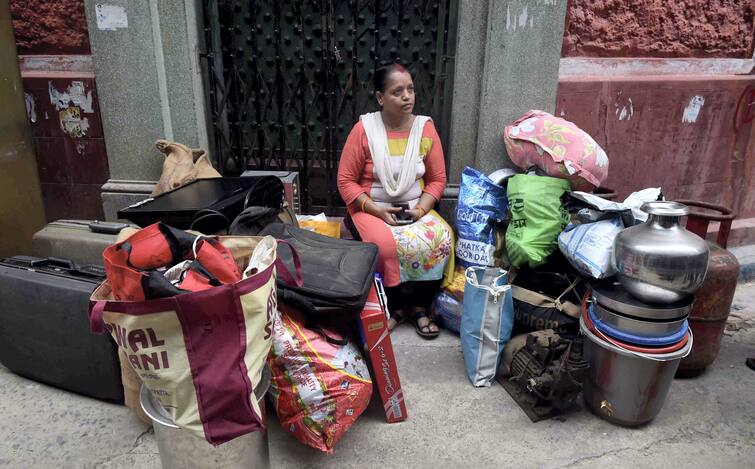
[360,112,431,198]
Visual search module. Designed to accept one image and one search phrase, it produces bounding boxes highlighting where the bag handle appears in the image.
[89,300,107,334]
[553,277,580,306]
[310,325,349,346]
[275,239,303,287]
[465,267,511,300]
[511,278,581,318]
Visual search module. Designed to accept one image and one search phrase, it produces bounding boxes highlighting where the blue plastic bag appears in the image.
[455,167,508,267]
[432,290,462,334]
[460,267,514,387]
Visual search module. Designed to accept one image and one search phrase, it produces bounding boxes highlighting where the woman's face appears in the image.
[377,70,415,117]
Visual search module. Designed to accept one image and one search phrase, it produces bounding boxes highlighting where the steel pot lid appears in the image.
[640,201,690,217]
[592,280,692,320]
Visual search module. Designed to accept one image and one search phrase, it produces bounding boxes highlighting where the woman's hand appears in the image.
[406,207,426,221]
[372,205,403,226]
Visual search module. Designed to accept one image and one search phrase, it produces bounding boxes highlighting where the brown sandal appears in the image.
[412,309,439,340]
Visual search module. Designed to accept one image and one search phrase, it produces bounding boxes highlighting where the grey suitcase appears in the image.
[31,220,132,266]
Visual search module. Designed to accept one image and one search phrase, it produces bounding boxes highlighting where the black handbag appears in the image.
[259,223,378,317]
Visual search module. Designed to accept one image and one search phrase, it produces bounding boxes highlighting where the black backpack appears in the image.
[259,223,378,317]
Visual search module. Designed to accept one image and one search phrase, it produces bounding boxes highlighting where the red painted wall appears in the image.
[563,0,755,58]
[9,0,90,55]
[556,75,755,225]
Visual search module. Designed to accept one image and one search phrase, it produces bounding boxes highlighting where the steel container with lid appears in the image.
[613,201,709,304]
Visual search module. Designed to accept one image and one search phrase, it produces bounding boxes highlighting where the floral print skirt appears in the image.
[389,210,453,283]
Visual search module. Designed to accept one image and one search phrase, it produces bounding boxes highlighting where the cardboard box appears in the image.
[357,286,408,423]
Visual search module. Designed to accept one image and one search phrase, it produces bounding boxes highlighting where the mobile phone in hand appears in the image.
[394,204,413,224]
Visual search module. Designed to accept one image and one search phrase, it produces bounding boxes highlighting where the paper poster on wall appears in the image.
[96,4,128,31]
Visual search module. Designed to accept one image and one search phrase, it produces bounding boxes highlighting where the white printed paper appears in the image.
[96,4,128,31]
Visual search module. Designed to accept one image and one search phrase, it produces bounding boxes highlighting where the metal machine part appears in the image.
[498,328,589,422]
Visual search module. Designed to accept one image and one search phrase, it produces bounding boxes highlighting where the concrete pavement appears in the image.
[1,283,753,469]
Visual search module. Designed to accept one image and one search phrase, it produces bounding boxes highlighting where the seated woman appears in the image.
[337,63,454,339]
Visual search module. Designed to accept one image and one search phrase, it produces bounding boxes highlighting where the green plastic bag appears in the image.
[506,174,571,268]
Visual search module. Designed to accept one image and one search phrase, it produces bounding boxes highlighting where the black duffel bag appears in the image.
[259,223,378,317]
[510,271,585,334]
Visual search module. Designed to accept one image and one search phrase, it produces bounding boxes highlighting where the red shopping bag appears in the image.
[90,232,302,445]
[102,222,242,301]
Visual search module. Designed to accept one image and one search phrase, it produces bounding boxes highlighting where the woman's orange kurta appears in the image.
[337,119,450,287]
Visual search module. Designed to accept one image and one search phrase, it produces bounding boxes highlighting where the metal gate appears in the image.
[201,0,458,214]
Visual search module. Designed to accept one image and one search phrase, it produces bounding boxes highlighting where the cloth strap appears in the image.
[511,277,581,318]
[360,111,431,198]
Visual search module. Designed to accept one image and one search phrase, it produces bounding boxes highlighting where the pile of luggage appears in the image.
[0,174,407,460]
[430,110,736,427]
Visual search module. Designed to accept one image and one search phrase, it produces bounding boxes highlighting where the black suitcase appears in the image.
[0,256,123,401]
[259,223,378,317]
[118,176,284,232]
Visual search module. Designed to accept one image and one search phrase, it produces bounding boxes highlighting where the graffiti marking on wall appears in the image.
[682,95,705,124]
[506,4,534,31]
[614,94,634,121]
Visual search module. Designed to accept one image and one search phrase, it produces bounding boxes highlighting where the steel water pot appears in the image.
[613,201,709,304]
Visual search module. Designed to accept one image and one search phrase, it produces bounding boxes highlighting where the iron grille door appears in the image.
[202,0,457,214]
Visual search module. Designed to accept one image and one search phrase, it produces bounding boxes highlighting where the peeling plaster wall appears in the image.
[563,0,755,58]
[10,0,108,220]
[10,0,90,55]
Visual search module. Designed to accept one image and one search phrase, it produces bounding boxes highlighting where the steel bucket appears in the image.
[581,317,692,426]
[140,368,270,469]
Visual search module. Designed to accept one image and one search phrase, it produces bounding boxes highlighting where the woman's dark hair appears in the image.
[373,63,409,93]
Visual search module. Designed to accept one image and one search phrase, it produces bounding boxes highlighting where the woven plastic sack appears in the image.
[558,218,624,279]
[506,174,571,269]
[455,167,508,267]
[503,110,609,191]
[268,307,372,454]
